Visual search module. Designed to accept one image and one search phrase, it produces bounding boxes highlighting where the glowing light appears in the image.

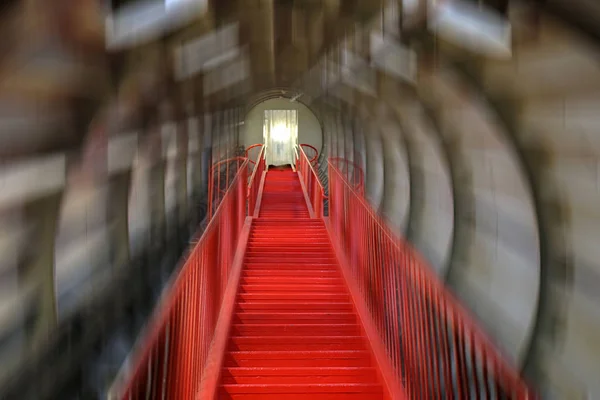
[270,124,291,142]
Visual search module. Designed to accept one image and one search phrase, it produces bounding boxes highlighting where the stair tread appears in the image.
[226,350,370,357]
[221,383,383,393]
[217,168,384,398]
[241,277,342,282]
[238,292,348,296]
[229,336,365,343]
[223,366,376,374]
[240,285,345,291]
[236,302,354,311]
[244,260,337,269]
[231,323,359,327]
[233,312,354,317]
[228,336,367,350]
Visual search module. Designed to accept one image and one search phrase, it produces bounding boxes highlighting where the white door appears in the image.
[263,109,298,166]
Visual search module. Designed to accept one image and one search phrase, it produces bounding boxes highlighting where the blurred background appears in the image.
[0,0,598,398]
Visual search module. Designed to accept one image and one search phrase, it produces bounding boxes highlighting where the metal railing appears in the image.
[247,144,266,215]
[299,143,319,166]
[296,144,327,217]
[244,143,263,166]
[208,156,247,219]
[112,160,248,400]
[208,145,266,219]
[329,156,364,194]
[327,161,537,399]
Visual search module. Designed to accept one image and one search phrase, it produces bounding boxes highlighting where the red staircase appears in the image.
[259,167,311,218]
[114,150,537,400]
[219,166,385,399]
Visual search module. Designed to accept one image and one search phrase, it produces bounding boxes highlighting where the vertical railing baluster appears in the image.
[325,160,536,400]
[117,160,250,399]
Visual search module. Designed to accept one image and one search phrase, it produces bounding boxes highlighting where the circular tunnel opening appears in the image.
[243,97,323,167]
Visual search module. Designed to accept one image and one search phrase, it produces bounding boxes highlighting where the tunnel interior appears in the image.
[0,0,599,399]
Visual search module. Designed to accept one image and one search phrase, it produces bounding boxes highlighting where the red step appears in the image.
[217,169,386,399]
[235,302,355,312]
[220,367,378,384]
[242,270,340,278]
[258,169,310,218]
[227,336,366,351]
[219,384,383,399]
[240,277,343,285]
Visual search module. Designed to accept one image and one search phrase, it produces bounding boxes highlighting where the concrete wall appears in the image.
[439,15,600,397]
[420,68,541,366]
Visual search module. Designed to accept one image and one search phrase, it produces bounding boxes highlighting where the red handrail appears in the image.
[296,144,326,217]
[209,146,266,218]
[247,145,266,216]
[114,160,249,400]
[327,160,537,399]
[208,156,247,218]
[299,143,318,166]
[329,156,364,194]
[245,143,263,166]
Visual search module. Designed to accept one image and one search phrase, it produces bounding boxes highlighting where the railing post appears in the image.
[316,186,323,217]
[247,145,265,218]
[297,145,326,218]
[219,204,228,296]
[115,158,253,400]
[325,160,537,399]
[239,166,247,228]
[248,187,254,217]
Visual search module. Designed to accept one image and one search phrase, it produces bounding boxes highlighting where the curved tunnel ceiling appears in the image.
[1,0,600,398]
[113,2,600,396]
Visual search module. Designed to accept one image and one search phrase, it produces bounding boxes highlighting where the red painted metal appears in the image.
[245,144,264,166]
[258,167,310,219]
[324,217,407,399]
[115,160,249,400]
[210,146,265,219]
[118,152,535,400]
[209,156,247,218]
[296,146,326,217]
[215,170,396,399]
[329,157,364,194]
[327,160,537,399]
[199,217,254,400]
[299,143,319,166]
[247,145,265,217]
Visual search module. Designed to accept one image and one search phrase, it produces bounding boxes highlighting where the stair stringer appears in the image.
[251,171,267,218]
[198,218,253,400]
[322,218,407,400]
[296,171,317,218]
